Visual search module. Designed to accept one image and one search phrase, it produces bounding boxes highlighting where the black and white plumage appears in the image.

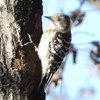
[29,13,71,86]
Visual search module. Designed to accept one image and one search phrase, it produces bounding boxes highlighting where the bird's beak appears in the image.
[44,16,51,19]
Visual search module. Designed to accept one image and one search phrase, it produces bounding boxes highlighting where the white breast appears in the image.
[37,30,56,75]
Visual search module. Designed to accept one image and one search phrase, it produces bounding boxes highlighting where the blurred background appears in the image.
[42,0,100,100]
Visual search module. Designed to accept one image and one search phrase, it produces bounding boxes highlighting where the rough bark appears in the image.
[0,0,44,100]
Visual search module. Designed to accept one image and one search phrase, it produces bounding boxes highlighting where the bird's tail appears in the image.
[46,73,53,84]
[38,73,53,89]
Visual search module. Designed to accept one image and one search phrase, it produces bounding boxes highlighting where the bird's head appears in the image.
[45,13,71,33]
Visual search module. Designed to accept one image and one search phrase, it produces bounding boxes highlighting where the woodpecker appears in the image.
[28,13,71,86]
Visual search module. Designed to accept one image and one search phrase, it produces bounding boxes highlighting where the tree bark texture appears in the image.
[0,0,44,100]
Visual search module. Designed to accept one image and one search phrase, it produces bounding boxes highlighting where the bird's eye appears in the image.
[58,18,61,21]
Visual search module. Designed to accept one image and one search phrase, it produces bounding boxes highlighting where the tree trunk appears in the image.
[0,0,44,100]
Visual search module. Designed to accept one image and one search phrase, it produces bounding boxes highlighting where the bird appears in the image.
[28,13,71,87]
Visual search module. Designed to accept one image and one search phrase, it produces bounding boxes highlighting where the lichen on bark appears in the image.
[0,0,44,100]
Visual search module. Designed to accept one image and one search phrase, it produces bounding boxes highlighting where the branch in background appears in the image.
[79,87,95,97]
[70,44,77,64]
[70,9,85,27]
[68,41,100,65]
[78,0,86,9]
[70,0,100,27]
[84,7,100,12]
[90,41,100,68]
[73,31,95,36]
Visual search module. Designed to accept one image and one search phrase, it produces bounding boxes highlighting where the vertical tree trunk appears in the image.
[0,0,44,100]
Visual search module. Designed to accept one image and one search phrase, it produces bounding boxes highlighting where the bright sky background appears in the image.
[42,0,100,100]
